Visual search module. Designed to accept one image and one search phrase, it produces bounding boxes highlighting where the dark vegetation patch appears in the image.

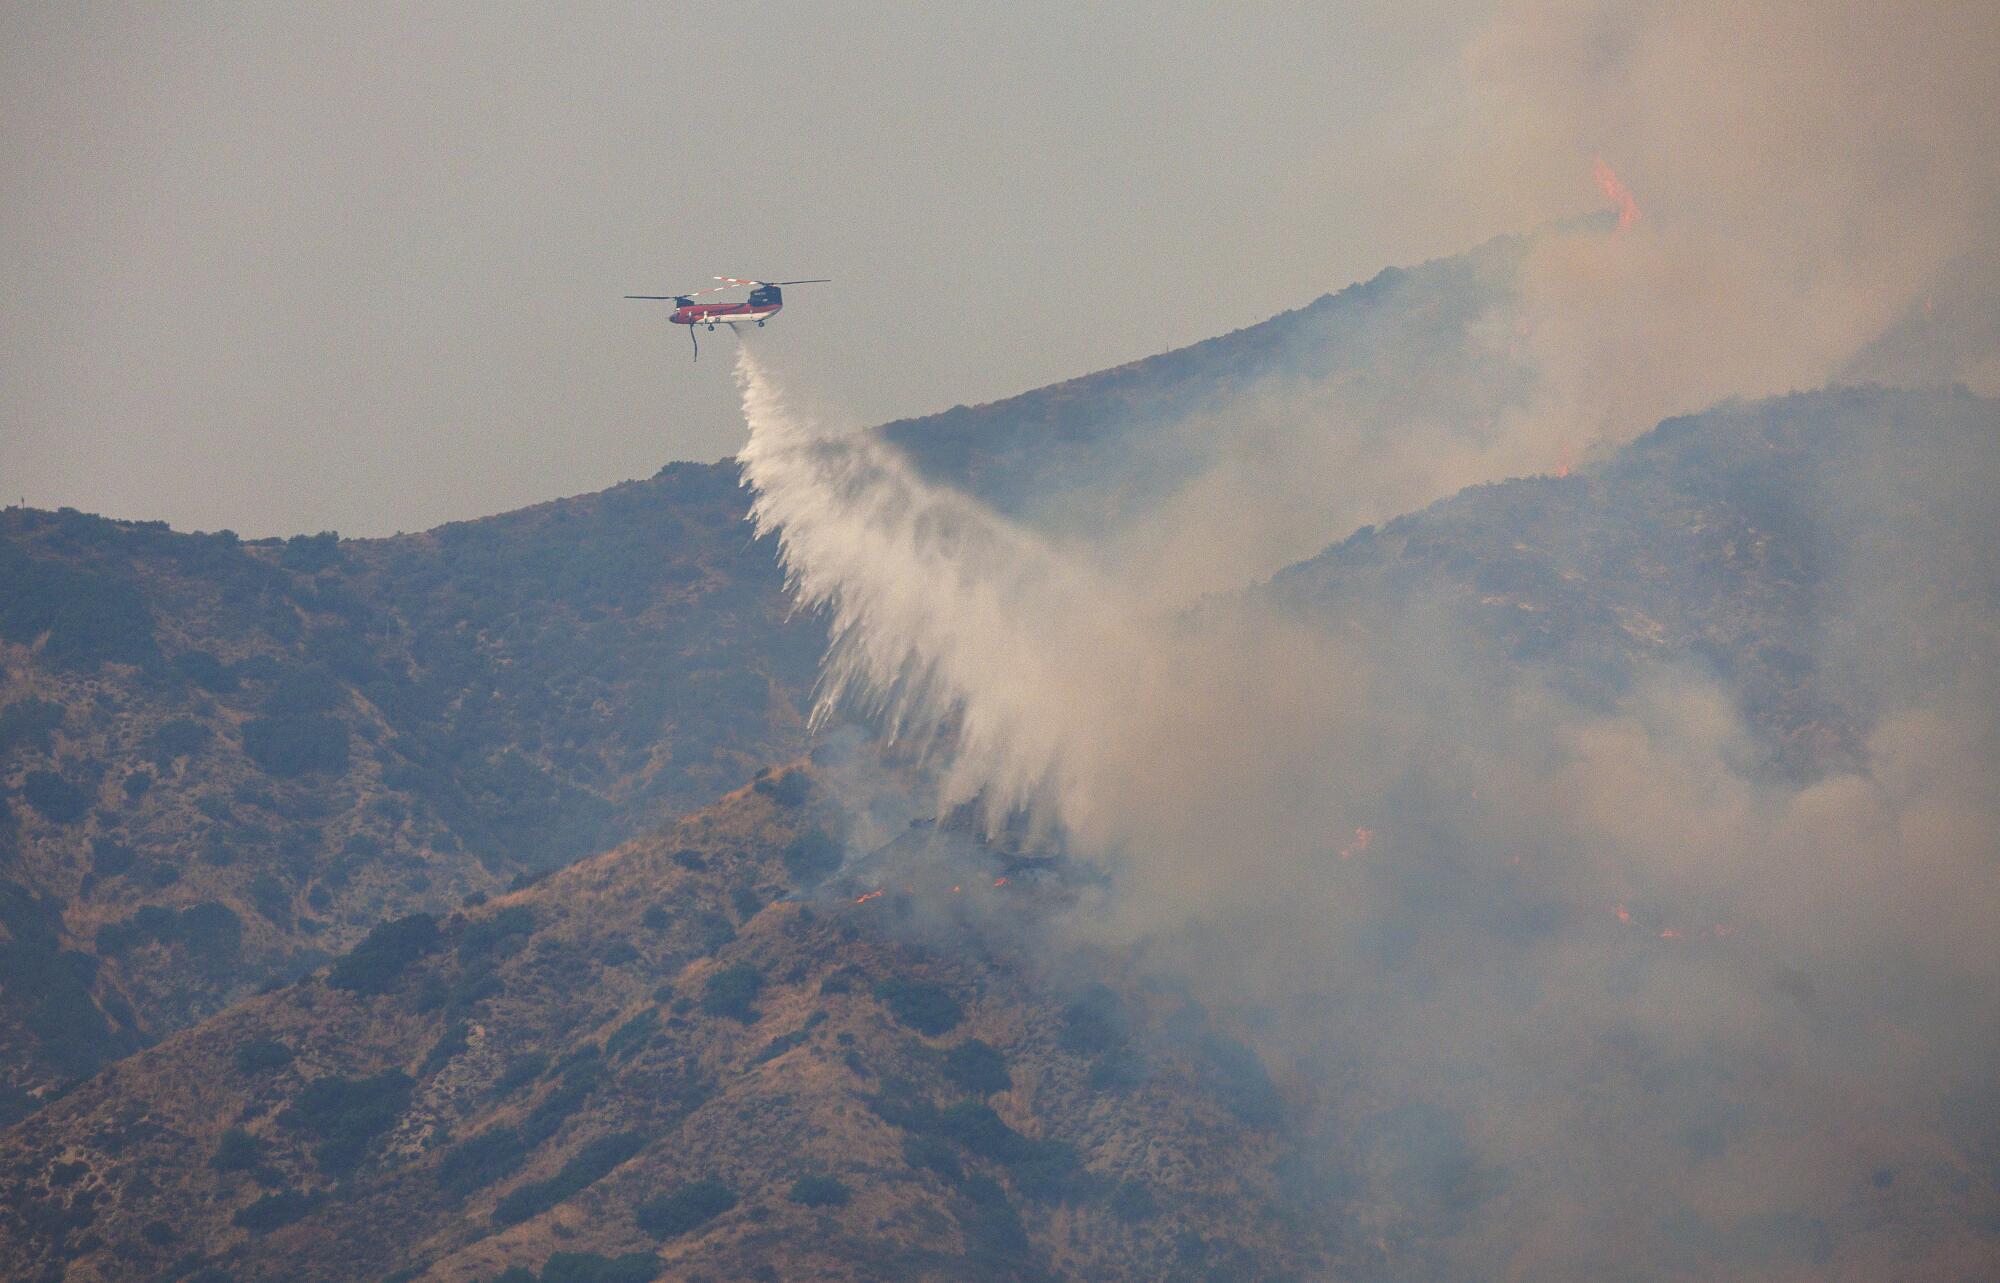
[95,895,244,963]
[0,698,64,756]
[457,905,535,962]
[328,912,440,994]
[0,881,135,1076]
[491,1131,647,1226]
[494,1251,661,1283]
[0,543,158,669]
[231,1188,322,1232]
[20,770,90,824]
[241,712,349,778]
[420,1020,472,1077]
[232,1038,294,1075]
[88,837,136,878]
[870,1083,1082,1201]
[493,1052,548,1097]
[438,1058,605,1197]
[779,828,841,883]
[210,1128,261,1172]
[147,718,210,765]
[281,1070,413,1174]
[604,1010,658,1062]
[701,963,765,1022]
[634,1178,737,1239]
[752,767,811,805]
[874,979,964,1035]
[943,1039,1011,1096]
[788,1174,851,1207]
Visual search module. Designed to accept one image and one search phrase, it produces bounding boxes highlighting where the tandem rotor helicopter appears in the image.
[624,276,829,360]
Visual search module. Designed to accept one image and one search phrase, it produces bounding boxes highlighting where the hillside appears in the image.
[0,768,1321,1283]
[1271,384,2000,780]
[0,462,823,1108]
[0,224,1555,1109]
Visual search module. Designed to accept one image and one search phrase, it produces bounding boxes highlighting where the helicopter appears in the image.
[624,277,829,360]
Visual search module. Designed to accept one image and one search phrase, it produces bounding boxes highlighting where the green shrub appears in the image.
[233,1038,294,1075]
[439,1125,530,1197]
[753,768,812,806]
[874,979,963,1035]
[1058,985,1125,1054]
[21,771,90,823]
[283,1070,414,1174]
[635,1179,737,1238]
[147,717,211,765]
[89,838,136,878]
[458,905,535,962]
[174,650,238,692]
[537,1251,660,1283]
[788,1174,850,1208]
[210,1128,261,1172]
[491,1131,647,1226]
[605,1010,658,1062]
[420,1020,471,1077]
[943,1040,1010,1096]
[701,964,764,1022]
[780,829,841,882]
[242,712,349,777]
[329,913,440,994]
[231,1189,320,1232]
[493,1051,548,1097]
[0,699,64,756]
[280,531,342,573]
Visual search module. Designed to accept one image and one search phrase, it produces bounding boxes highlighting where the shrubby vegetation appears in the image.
[701,964,764,1022]
[491,1130,646,1226]
[780,829,841,883]
[787,1174,851,1208]
[231,1189,321,1232]
[943,1039,1011,1096]
[94,902,243,971]
[0,698,64,757]
[210,1128,261,1172]
[241,712,349,778]
[458,905,535,962]
[0,543,157,669]
[874,979,964,1035]
[493,1251,659,1283]
[21,771,90,824]
[0,879,126,1077]
[328,913,440,994]
[634,1178,736,1239]
[232,1038,294,1075]
[282,1070,414,1174]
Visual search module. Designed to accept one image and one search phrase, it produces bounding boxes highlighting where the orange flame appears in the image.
[992,876,1009,888]
[1593,156,1641,231]
[1658,928,1680,939]
[855,889,883,905]
[1337,827,1375,860]
[1614,905,1632,924]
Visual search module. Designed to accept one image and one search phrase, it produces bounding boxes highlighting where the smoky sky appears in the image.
[0,1,1508,538]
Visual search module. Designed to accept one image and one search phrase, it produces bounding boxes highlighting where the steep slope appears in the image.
[0,768,1319,1283]
[1271,384,2000,779]
[0,462,823,1108]
[881,224,1548,527]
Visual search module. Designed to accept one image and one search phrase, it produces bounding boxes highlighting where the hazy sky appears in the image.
[0,2,1536,537]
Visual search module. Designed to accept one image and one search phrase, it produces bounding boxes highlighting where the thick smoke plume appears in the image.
[735,325,2000,1275]
[729,5,2000,1271]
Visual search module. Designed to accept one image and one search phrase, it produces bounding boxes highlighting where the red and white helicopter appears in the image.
[624,276,829,360]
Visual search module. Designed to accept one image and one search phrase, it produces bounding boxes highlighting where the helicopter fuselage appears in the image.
[671,300,780,328]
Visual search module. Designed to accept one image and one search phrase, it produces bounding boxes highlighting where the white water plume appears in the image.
[735,346,1161,843]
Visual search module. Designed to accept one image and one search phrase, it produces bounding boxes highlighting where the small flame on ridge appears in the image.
[1593,156,1641,231]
